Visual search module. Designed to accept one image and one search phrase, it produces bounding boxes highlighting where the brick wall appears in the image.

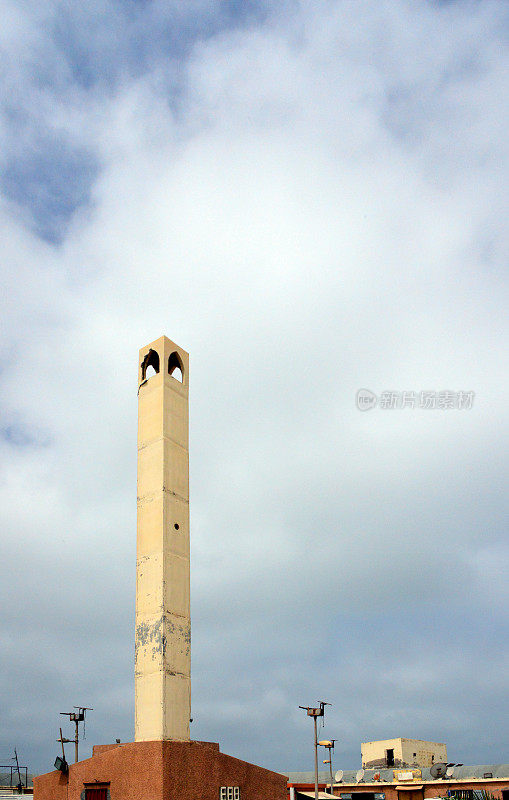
[34,740,287,800]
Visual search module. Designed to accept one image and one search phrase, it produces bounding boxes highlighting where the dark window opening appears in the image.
[174,523,179,530]
[386,749,394,768]
[141,349,160,380]
[347,794,378,800]
[413,753,417,758]
[168,351,184,383]
[84,787,108,800]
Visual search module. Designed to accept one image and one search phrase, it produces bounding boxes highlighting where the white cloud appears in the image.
[0,0,507,776]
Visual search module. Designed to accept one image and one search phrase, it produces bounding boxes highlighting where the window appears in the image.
[168,351,184,383]
[386,749,395,768]
[141,349,160,380]
[220,788,240,800]
[83,786,108,800]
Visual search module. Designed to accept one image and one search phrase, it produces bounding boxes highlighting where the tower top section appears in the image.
[138,335,189,390]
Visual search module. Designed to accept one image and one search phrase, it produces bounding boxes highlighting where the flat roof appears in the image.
[287,765,509,784]
[361,739,446,747]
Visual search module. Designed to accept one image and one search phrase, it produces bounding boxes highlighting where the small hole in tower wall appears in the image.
[168,351,184,382]
[174,523,179,531]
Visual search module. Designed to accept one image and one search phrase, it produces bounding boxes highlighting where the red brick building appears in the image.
[34,740,287,800]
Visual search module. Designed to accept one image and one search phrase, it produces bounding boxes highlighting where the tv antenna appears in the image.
[298,701,331,800]
[12,749,22,791]
[60,706,93,763]
[3,749,28,790]
[55,728,69,773]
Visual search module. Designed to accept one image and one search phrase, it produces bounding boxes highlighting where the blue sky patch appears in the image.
[0,423,48,449]
[0,137,98,245]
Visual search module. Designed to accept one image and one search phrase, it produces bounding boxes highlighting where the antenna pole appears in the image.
[299,701,331,800]
[14,748,22,791]
[60,706,93,763]
[313,715,319,800]
[318,737,337,795]
[59,729,66,761]
[328,740,336,795]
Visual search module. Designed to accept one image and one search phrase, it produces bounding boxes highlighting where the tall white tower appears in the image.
[134,336,190,741]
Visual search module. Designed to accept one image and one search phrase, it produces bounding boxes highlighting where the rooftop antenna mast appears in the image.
[318,738,337,795]
[55,728,69,774]
[60,706,93,763]
[13,748,22,792]
[299,701,331,800]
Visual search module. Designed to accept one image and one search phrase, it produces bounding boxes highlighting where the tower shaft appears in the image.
[135,336,190,741]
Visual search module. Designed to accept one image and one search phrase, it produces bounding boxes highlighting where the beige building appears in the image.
[361,738,447,769]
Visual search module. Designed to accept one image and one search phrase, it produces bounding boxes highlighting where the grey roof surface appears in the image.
[286,765,509,784]
[287,772,335,784]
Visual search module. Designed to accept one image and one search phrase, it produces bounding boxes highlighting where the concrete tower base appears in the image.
[33,740,287,800]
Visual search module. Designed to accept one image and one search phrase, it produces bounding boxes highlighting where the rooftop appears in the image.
[286,765,509,785]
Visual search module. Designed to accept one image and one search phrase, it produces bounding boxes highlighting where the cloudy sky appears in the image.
[1,0,508,779]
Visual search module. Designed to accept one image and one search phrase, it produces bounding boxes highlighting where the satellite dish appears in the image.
[446,767,454,778]
[356,769,365,783]
[335,770,344,783]
[430,763,448,779]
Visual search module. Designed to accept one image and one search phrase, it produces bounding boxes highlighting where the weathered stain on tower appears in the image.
[135,336,190,742]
